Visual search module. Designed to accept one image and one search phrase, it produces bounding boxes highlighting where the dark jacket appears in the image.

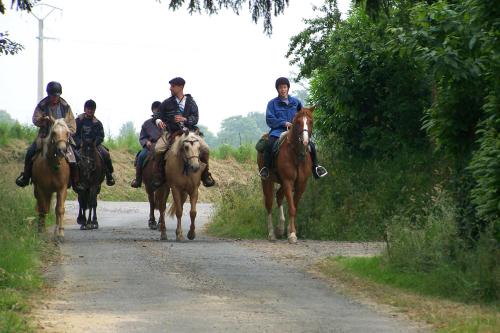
[33,96,76,139]
[153,94,199,133]
[74,114,105,148]
[266,95,303,138]
[139,118,163,148]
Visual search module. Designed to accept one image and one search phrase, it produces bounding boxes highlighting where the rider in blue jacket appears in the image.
[259,77,328,179]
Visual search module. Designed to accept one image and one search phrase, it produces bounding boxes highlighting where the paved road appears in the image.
[35,201,425,333]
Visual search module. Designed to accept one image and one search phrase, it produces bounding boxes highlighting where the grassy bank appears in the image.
[318,257,499,332]
[0,164,52,332]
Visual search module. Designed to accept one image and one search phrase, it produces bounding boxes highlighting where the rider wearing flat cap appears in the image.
[153,77,215,188]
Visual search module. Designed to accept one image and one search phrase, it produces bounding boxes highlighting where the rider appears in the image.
[15,81,81,190]
[259,77,328,179]
[74,99,115,186]
[152,77,215,188]
[130,101,163,188]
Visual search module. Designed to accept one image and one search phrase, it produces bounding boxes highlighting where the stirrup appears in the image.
[259,167,269,179]
[15,173,30,187]
[202,174,215,187]
[314,165,328,178]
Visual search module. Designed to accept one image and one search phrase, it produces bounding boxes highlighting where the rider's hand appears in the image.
[156,119,166,129]
[285,122,292,129]
[146,141,152,149]
[175,115,186,123]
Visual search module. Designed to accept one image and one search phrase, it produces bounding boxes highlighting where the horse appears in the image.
[75,138,105,230]
[257,107,314,244]
[158,131,207,241]
[31,118,71,241]
[141,147,168,230]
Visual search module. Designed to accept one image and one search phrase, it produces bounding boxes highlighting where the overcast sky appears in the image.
[1,0,350,136]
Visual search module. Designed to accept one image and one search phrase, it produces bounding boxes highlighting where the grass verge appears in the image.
[317,256,499,333]
[0,164,54,333]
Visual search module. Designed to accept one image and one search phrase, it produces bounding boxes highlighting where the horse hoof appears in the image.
[275,227,285,238]
[92,223,98,230]
[80,224,86,230]
[288,234,298,244]
[187,230,195,240]
[176,235,185,242]
[148,222,158,230]
[268,234,277,242]
[160,233,167,241]
[54,235,64,243]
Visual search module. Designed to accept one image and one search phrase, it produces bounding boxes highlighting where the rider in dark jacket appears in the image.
[152,77,215,188]
[74,99,115,186]
[131,101,164,188]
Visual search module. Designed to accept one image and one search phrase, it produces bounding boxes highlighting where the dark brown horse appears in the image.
[257,107,314,244]
[76,139,105,230]
[32,118,71,241]
[158,131,206,241]
[141,147,167,230]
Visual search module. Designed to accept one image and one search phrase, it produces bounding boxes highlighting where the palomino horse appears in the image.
[257,107,314,244]
[158,131,207,241]
[141,147,168,230]
[76,139,105,230]
[32,118,71,241]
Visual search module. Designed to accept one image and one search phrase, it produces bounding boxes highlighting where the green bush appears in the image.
[0,121,36,146]
[212,143,256,163]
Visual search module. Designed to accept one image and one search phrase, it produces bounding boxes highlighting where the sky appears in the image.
[1,0,350,136]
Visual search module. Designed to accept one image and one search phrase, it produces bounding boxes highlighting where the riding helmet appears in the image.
[84,99,97,110]
[46,81,62,96]
[275,77,290,90]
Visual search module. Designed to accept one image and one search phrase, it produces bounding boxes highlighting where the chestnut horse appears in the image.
[32,118,71,241]
[158,131,207,241]
[141,147,168,230]
[257,107,314,244]
[76,139,105,230]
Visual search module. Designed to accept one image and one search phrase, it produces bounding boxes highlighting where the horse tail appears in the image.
[167,202,176,217]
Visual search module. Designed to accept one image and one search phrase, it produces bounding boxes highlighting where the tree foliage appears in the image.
[216,112,267,147]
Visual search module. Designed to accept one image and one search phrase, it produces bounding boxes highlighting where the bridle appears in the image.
[182,138,200,161]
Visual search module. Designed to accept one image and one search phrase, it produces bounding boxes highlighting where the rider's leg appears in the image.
[131,147,148,188]
[69,161,84,191]
[309,141,328,179]
[15,142,37,187]
[152,133,169,188]
[199,144,215,187]
[98,145,115,186]
[259,136,278,179]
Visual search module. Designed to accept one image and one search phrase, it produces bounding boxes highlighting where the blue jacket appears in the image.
[266,95,303,138]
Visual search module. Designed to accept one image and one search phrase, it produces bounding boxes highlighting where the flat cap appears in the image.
[169,77,185,86]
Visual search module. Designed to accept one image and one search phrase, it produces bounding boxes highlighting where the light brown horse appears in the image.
[141,147,168,230]
[32,118,71,241]
[257,107,314,244]
[158,131,206,241]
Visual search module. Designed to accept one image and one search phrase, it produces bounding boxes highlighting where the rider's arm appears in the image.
[65,106,77,135]
[184,96,199,127]
[266,100,286,130]
[32,106,46,128]
[73,117,82,148]
[95,121,105,146]
[139,122,149,148]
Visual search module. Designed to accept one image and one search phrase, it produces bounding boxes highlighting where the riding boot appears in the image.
[70,163,84,192]
[130,164,142,188]
[151,154,165,189]
[200,152,215,187]
[15,144,36,187]
[15,158,33,187]
[309,142,328,179]
[259,137,276,179]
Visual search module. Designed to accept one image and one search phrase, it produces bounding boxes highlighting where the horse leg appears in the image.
[187,191,198,240]
[158,187,169,241]
[262,180,275,241]
[172,189,185,242]
[147,190,157,229]
[35,186,50,233]
[275,186,286,238]
[91,189,98,229]
[282,181,298,244]
[55,189,67,241]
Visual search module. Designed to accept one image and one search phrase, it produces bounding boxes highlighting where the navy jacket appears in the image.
[139,118,163,148]
[266,95,303,138]
[74,114,105,148]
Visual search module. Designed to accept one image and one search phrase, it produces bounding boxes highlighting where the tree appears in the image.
[0,0,33,55]
[217,112,267,146]
[197,124,219,148]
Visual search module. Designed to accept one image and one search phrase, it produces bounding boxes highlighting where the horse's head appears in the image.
[292,106,314,147]
[180,132,202,172]
[49,118,70,157]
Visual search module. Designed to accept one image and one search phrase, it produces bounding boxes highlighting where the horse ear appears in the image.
[309,106,316,113]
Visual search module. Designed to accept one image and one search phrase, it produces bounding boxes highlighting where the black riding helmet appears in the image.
[46,81,62,96]
[275,77,290,90]
[84,99,97,110]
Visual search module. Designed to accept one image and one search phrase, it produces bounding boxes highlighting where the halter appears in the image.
[182,137,200,161]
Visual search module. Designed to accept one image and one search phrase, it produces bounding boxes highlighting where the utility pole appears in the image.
[31,4,62,102]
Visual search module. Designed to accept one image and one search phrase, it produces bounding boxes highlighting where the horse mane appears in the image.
[169,132,201,157]
[41,119,70,157]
